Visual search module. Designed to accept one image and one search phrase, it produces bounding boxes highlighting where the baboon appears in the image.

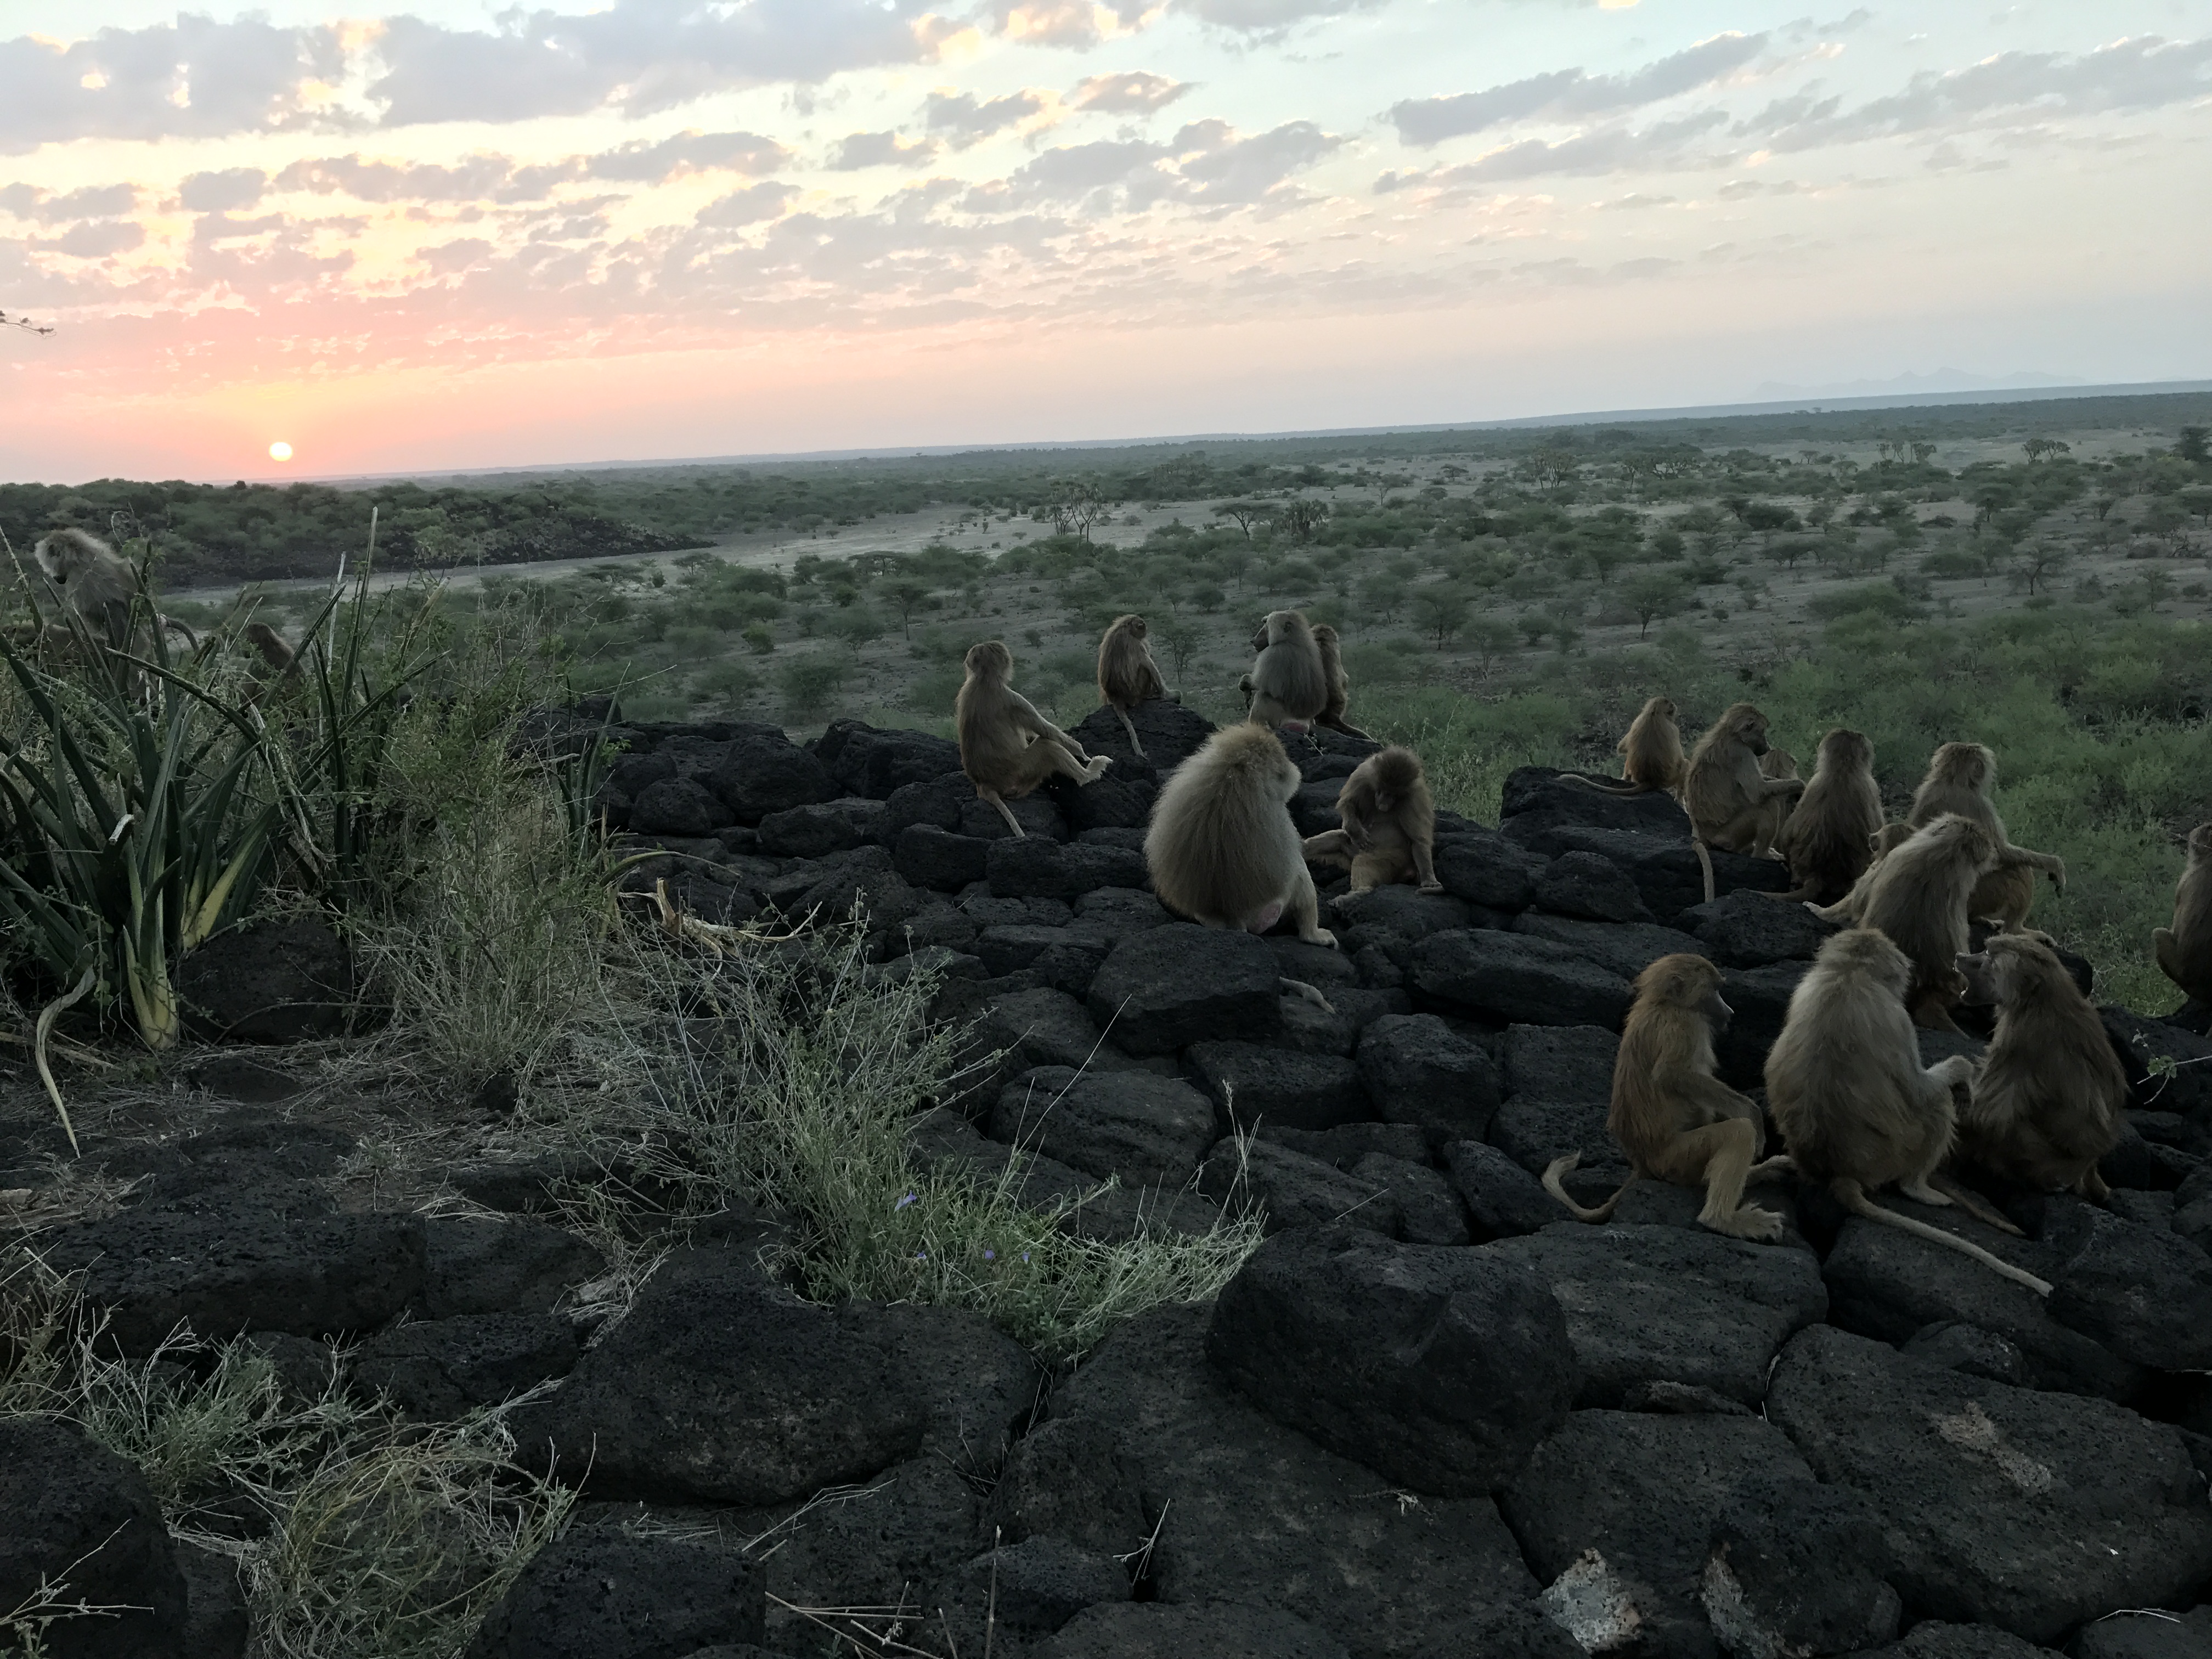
[1571,695,1688,797]
[1808,822,1916,925]
[1857,812,1999,1032]
[955,640,1110,837]
[1906,742,2064,927]
[1146,723,1335,946]
[1767,729,1885,905]
[1300,745,1441,894]
[1310,624,1372,741]
[1954,931,2125,1198]
[1681,703,1805,900]
[2153,823,2212,1006]
[1765,927,2051,1295]
[1543,954,1792,1242]
[1242,610,1328,732]
[24,528,198,685]
[245,622,299,676]
[1095,614,1167,757]
[32,528,139,648]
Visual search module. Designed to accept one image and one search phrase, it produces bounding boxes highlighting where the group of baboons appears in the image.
[955,609,2212,1300]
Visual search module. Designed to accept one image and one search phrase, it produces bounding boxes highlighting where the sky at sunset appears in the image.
[2,1,2208,483]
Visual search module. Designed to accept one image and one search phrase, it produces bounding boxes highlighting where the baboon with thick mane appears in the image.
[1310,624,1373,741]
[1095,614,1167,757]
[1856,812,1999,1032]
[1543,953,1792,1242]
[1300,744,1441,894]
[1147,723,1335,946]
[1954,930,2125,1198]
[2153,823,2212,1008]
[1765,928,2051,1295]
[1572,695,1688,798]
[1682,703,1804,900]
[1907,742,2064,928]
[1767,728,1885,905]
[1242,610,1329,732]
[956,640,1110,837]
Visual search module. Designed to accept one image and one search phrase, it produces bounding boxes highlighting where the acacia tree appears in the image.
[1277,499,1328,543]
[1211,501,1271,538]
[1621,569,1690,640]
[1,310,53,335]
[1412,585,1472,651]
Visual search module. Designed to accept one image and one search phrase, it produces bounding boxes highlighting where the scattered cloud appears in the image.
[1377,110,1729,191]
[696,182,800,227]
[925,88,1052,148]
[1175,0,1387,35]
[828,130,944,170]
[0,183,140,222]
[0,18,345,153]
[980,117,1340,210]
[365,0,949,126]
[178,168,268,213]
[1738,33,2212,152]
[1391,32,1766,146]
[1072,71,1190,113]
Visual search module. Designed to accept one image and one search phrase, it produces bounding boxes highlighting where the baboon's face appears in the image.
[1126,616,1148,640]
[1734,712,1770,756]
[2190,823,2212,859]
[1954,950,2004,1006]
[1651,698,1675,720]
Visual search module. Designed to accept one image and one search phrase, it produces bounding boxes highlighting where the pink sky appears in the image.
[3,1,2208,483]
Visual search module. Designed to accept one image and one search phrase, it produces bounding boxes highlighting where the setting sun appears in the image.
[268,441,294,462]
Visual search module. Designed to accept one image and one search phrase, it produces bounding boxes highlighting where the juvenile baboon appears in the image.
[245,622,298,676]
[1954,930,2125,1198]
[1907,742,2064,927]
[1765,928,2051,1294]
[1543,954,1791,1242]
[1300,745,1441,894]
[1094,614,1167,757]
[31,528,139,648]
[956,640,1110,837]
[1572,695,1688,797]
[1146,723,1335,946]
[1767,729,1885,905]
[1857,812,1999,1032]
[1310,624,1373,741]
[2153,823,2212,1006]
[1242,610,1328,732]
[1808,821,1916,924]
[1681,703,1805,900]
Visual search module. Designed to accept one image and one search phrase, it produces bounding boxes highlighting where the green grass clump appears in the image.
[594,923,1263,1359]
[0,1256,571,1659]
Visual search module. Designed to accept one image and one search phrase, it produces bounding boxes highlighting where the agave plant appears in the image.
[0,554,427,1144]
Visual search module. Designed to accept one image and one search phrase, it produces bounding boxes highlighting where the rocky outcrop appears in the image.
[21,716,2212,1659]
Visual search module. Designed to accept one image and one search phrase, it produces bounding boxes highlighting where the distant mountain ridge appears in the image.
[1753,369,2087,399]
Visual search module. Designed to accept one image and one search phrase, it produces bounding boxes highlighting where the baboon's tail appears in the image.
[1542,1152,1634,1223]
[1562,773,1651,797]
[1114,704,1146,757]
[1835,1180,2051,1294]
[1692,836,1717,904]
[1319,716,1374,742]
